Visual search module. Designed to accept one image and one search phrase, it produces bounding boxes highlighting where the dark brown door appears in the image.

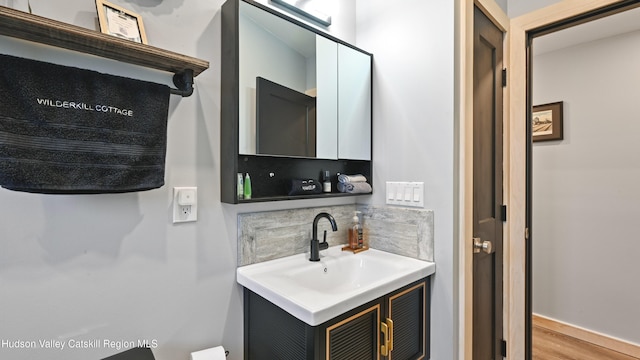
[473,6,504,360]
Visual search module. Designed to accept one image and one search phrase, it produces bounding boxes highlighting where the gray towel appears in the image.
[337,181,372,194]
[338,174,368,183]
[0,54,170,194]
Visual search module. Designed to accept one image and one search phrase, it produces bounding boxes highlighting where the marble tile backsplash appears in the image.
[238,204,434,266]
[359,205,434,262]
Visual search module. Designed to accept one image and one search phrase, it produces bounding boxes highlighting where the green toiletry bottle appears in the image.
[243,173,252,199]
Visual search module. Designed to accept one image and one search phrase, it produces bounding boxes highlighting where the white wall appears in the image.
[0,0,238,359]
[0,1,358,360]
[0,0,463,358]
[533,30,640,345]
[355,0,457,358]
[238,9,312,154]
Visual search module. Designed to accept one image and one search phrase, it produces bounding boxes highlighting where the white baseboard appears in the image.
[533,314,640,358]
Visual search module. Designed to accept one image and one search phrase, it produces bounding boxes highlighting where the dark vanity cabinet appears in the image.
[243,278,430,360]
[221,0,373,203]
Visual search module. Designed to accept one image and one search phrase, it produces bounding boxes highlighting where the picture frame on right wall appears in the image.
[532,101,563,142]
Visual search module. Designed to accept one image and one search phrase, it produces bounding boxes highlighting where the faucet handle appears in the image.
[320,230,329,250]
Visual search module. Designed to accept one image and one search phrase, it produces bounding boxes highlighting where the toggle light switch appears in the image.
[387,183,395,200]
[404,187,412,201]
[385,181,424,208]
[413,186,421,202]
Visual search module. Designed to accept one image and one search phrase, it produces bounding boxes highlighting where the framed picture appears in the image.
[532,101,563,142]
[96,0,148,44]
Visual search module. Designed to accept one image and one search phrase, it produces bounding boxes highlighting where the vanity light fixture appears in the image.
[270,0,332,26]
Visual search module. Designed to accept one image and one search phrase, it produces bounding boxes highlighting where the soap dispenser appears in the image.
[348,211,363,249]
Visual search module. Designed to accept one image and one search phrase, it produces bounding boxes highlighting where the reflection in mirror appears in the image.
[338,44,371,160]
[316,35,338,159]
[239,1,317,156]
[256,76,317,157]
[238,1,370,160]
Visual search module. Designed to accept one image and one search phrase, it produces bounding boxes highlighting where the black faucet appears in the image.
[309,212,338,261]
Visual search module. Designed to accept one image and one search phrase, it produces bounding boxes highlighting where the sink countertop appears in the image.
[236,245,436,326]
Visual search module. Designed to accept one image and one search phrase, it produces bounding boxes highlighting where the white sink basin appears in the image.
[236,245,435,326]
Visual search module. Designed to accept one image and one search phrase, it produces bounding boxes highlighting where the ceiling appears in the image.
[533,6,640,56]
[242,2,640,59]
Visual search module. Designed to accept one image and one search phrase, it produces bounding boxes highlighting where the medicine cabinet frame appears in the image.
[220,0,373,203]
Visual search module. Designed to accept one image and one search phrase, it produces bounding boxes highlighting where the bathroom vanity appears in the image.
[244,278,430,360]
[237,246,435,359]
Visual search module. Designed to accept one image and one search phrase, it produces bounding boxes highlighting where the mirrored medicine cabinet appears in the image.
[221,0,373,203]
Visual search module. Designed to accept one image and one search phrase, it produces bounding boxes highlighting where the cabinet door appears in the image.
[386,281,429,360]
[326,304,381,360]
[244,289,314,359]
[337,44,372,160]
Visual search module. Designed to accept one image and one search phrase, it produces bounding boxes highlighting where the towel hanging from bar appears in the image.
[0,54,170,194]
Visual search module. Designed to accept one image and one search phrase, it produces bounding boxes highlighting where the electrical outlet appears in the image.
[173,187,197,223]
[180,205,191,216]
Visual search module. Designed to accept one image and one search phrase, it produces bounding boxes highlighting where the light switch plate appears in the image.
[173,187,198,223]
[385,181,424,208]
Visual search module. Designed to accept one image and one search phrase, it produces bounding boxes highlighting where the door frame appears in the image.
[460,1,633,358]
[508,0,637,359]
[457,0,509,359]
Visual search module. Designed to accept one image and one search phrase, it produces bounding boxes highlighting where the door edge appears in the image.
[457,1,509,359]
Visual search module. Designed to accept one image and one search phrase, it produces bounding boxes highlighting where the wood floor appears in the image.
[533,325,640,360]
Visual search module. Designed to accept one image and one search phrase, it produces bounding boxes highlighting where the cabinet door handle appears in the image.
[387,318,394,353]
[381,318,394,356]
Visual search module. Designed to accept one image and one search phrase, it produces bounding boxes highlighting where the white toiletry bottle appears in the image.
[322,170,331,193]
[237,173,244,200]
